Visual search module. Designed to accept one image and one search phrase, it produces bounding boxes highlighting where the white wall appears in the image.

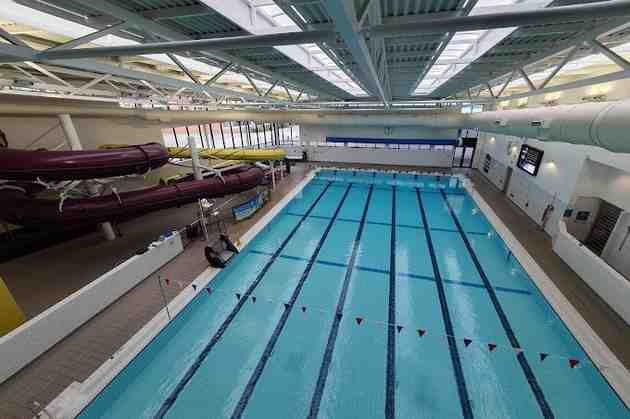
[554,222,630,324]
[476,132,630,238]
[0,233,183,384]
[299,123,458,167]
[602,212,630,277]
[299,123,458,145]
[305,146,454,167]
[0,116,179,188]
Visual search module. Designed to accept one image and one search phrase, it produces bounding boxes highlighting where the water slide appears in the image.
[0,143,266,226]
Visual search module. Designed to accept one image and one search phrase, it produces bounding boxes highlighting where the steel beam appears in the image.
[264,80,279,96]
[321,0,389,103]
[368,0,630,37]
[538,47,577,89]
[167,53,200,84]
[47,22,128,51]
[587,39,630,70]
[517,68,537,91]
[499,68,630,101]
[0,26,29,47]
[408,0,478,95]
[244,72,262,96]
[46,59,265,101]
[205,62,232,85]
[68,73,112,96]
[141,5,210,20]
[62,0,320,98]
[35,31,333,60]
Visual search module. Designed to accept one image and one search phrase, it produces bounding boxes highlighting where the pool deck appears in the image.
[0,163,628,418]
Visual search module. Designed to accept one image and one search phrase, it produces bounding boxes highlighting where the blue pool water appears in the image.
[78,169,629,419]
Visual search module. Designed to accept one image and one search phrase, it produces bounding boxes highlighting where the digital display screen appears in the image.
[517,145,544,176]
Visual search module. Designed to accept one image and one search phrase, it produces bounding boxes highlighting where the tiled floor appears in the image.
[0,163,628,419]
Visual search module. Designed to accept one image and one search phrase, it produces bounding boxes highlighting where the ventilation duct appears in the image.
[0,99,629,153]
[465,100,630,153]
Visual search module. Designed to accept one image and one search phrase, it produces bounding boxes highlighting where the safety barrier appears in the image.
[0,232,184,384]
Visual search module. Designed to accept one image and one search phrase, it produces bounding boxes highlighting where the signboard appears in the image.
[232,193,265,221]
[517,144,544,176]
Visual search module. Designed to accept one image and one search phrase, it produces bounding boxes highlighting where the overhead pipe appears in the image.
[2,100,630,152]
[466,100,630,153]
[0,103,466,128]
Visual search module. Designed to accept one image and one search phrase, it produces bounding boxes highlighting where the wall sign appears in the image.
[517,144,544,176]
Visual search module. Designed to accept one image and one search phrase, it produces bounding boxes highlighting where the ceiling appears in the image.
[0,0,628,107]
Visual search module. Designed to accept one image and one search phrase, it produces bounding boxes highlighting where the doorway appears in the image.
[453,138,477,168]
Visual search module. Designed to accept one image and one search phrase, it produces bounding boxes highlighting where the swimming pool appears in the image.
[76,169,628,419]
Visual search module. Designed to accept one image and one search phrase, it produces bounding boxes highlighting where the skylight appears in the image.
[255,4,367,96]
[414,0,553,96]
[0,2,292,99]
[295,43,367,96]
[505,42,630,91]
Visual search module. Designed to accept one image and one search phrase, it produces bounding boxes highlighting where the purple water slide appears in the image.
[0,143,169,181]
[0,166,264,225]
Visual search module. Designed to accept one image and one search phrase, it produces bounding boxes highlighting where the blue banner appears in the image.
[326,137,457,146]
[232,193,264,221]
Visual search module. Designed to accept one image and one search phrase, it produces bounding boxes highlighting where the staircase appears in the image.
[584,201,622,255]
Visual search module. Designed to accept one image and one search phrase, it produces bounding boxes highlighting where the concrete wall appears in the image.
[0,233,183,384]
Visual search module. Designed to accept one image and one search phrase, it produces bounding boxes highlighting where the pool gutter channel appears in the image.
[230,181,354,418]
[42,171,318,419]
[439,189,555,419]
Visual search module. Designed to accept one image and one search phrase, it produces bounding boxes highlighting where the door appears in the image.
[452,145,475,168]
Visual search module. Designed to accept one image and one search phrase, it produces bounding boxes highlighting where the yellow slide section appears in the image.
[0,276,26,336]
[167,147,286,161]
[100,144,285,162]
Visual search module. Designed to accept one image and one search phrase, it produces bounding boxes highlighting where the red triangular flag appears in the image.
[540,353,548,362]
[336,313,343,320]
[164,278,170,286]
[488,343,497,352]
[236,293,241,300]
[206,288,212,295]
[355,317,363,325]
[252,296,256,303]
[396,325,403,333]
[417,329,426,337]
[284,303,290,310]
[301,306,306,313]
[191,284,197,291]
[464,338,472,347]
[569,358,580,369]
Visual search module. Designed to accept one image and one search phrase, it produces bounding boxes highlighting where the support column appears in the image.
[188,135,203,181]
[188,135,209,241]
[58,114,116,241]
